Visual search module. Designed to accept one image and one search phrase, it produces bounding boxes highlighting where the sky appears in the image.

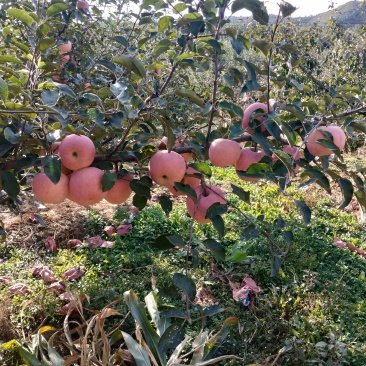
[259,0,359,17]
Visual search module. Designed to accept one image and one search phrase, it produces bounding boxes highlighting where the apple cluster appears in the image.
[32,134,133,206]
[32,103,347,226]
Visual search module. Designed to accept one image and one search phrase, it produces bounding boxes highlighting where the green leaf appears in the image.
[176,12,203,27]
[82,93,105,112]
[153,235,175,250]
[203,39,221,54]
[46,3,72,17]
[189,162,212,177]
[252,40,273,56]
[130,179,151,198]
[202,239,225,261]
[112,55,145,78]
[272,150,293,172]
[7,8,34,27]
[122,331,151,366]
[274,215,286,230]
[102,172,117,192]
[290,78,303,91]
[41,90,59,107]
[123,290,164,365]
[205,203,227,219]
[41,156,61,184]
[242,60,258,82]
[158,195,172,216]
[202,305,226,317]
[317,139,340,151]
[218,101,243,119]
[158,324,185,355]
[39,38,56,52]
[174,182,197,203]
[211,215,225,237]
[338,178,354,210]
[231,184,250,203]
[203,317,238,360]
[276,118,297,146]
[241,80,262,93]
[0,77,9,101]
[111,36,129,47]
[283,230,294,246]
[280,104,305,122]
[295,200,311,225]
[349,121,366,134]
[175,88,205,108]
[145,292,170,337]
[4,127,20,144]
[250,133,273,156]
[158,16,174,32]
[0,56,23,64]
[303,167,331,193]
[166,234,185,248]
[173,273,196,301]
[133,194,148,210]
[271,254,282,277]
[231,0,269,24]
[34,214,46,227]
[56,84,76,99]
[17,346,42,366]
[280,1,297,17]
[131,58,146,79]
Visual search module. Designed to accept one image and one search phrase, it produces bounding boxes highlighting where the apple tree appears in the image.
[0,0,366,280]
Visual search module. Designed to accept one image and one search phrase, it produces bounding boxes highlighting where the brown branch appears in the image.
[305,105,366,122]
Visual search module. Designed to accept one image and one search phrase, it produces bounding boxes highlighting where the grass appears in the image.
[1,166,366,364]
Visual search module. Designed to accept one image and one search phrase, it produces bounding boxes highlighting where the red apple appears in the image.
[58,41,72,54]
[242,102,268,134]
[306,125,346,156]
[105,174,133,204]
[186,185,226,224]
[148,150,186,187]
[209,138,241,167]
[58,134,96,171]
[32,172,69,204]
[76,1,89,10]
[235,148,266,182]
[69,167,106,206]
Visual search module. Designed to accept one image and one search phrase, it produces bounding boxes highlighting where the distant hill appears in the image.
[231,1,366,27]
[296,0,366,27]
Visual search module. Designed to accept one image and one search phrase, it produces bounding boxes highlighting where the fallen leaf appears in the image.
[41,268,57,284]
[104,226,116,237]
[67,239,83,248]
[32,265,51,277]
[0,275,13,284]
[100,241,115,248]
[193,286,219,306]
[58,302,82,317]
[47,282,65,294]
[116,224,132,236]
[88,235,104,248]
[45,237,57,252]
[128,207,139,216]
[59,291,77,302]
[62,266,85,280]
[8,283,31,295]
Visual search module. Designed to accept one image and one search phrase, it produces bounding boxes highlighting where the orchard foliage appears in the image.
[0,0,366,235]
